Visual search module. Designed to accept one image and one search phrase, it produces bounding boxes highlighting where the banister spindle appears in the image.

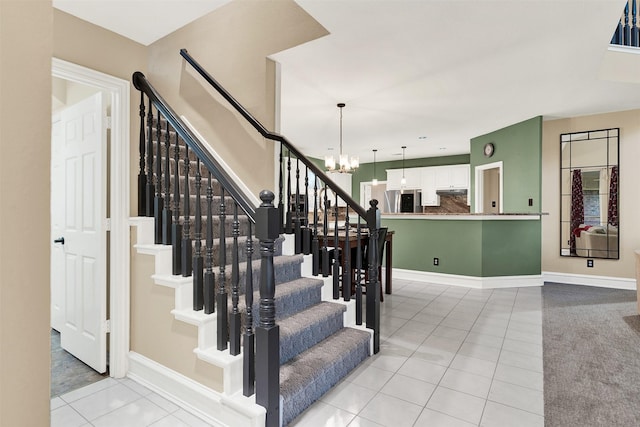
[278,142,284,233]
[181,145,192,277]
[162,120,172,244]
[333,192,340,300]
[343,208,351,302]
[355,215,363,325]
[243,221,255,397]
[193,158,204,310]
[294,158,302,254]
[255,190,280,427]
[285,150,293,233]
[632,0,638,47]
[154,108,163,244]
[171,137,182,275]
[302,167,311,255]
[321,184,330,277]
[624,2,631,45]
[204,172,215,314]
[137,93,147,216]
[311,177,320,276]
[230,202,241,355]
[145,102,155,217]
[217,188,228,350]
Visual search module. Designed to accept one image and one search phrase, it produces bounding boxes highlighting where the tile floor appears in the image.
[51,279,544,427]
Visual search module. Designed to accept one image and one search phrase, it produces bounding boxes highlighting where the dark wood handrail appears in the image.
[179,49,369,221]
[133,71,256,223]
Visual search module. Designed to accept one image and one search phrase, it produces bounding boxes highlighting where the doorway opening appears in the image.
[51,59,130,395]
[475,161,503,214]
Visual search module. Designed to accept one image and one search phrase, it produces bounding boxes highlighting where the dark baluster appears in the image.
[243,222,255,397]
[154,108,163,244]
[311,176,320,276]
[343,208,351,302]
[137,92,147,216]
[181,145,192,277]
[321,184,330,277]
[255,191,280,427]
[365,200,381,354]
[204,172,215,314]
[217,188,228,350]
[171,137,182,275]
[278,142,284,233]
[613,16,623,45]
[355,215,363,325]
[162,120,172,244]
[632,0,639,47]
[332,193,340,299]
[285,150,293,233]
[302,167,311,255]
[193,159,204,311]
[230,203,241,355]
[145,101,154,217]
[294,158,302,254]
[624,2,631,45]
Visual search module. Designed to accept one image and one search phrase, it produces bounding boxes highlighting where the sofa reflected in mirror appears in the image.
[560,128,619,259]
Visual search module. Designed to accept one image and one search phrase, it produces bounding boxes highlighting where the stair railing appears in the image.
[179,49,382,352]
[612,0,640,47]
[133,71,262,399]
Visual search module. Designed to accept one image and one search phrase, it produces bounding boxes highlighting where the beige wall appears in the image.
[542,109,640,280]
[146,0,328,199]
[0,1,52,426]
[53,9,147,216]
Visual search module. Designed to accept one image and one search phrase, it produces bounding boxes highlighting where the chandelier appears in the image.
[325,103,359,173]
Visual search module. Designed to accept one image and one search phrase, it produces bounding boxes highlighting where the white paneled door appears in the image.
[51,92,108,373]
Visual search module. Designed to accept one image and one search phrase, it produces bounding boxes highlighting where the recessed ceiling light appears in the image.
[439,147,446,150]
[418,136,427,139]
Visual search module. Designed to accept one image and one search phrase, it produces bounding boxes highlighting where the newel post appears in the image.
[365,199,381,354]
[255,190,280,427]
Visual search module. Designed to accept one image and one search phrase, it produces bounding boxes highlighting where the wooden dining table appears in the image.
[319,229,394,295]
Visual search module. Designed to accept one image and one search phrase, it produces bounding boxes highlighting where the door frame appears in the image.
[52,58,130,377]
[474,161,503,214]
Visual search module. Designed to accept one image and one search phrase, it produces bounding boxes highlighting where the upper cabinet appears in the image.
[435,165,469,190]
[326,171,352,207]
[386,168,421,190]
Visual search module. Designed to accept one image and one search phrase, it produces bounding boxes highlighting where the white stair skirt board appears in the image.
[393,268,543,289]
[543,271,636,290]
[128,352,264,427]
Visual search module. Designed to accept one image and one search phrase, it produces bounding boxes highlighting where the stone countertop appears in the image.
[381,212,547,220]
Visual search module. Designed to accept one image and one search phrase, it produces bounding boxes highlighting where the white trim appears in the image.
[381,214,541,221]
[181,115,261,208]
[52,58,130,378]
[474,160,503,214]
[394,268,542,289]
[128,352,265,427]
[542,271,636,290]
[608,45,640,55]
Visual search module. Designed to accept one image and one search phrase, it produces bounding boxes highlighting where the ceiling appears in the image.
[54,0,639,163]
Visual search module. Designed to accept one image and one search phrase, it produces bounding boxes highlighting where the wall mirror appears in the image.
[560,128,619,259]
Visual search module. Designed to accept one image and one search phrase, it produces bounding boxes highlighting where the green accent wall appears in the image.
[351,154,470,203]
[382,218,541,277]
[470,116,542,213]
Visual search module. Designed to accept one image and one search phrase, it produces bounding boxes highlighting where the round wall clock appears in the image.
[483,143,495,157]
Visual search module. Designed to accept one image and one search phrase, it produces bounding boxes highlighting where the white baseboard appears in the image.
[542,271,636,290]
[128,352,264,427]
[393,268,543,289]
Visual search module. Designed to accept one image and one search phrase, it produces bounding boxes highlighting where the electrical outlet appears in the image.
[587,259,594,268]
[433,257,439,266]
[528,198,533,206]
[491,201,496,207]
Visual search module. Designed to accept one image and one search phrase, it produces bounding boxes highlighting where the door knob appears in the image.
[54,237,65,245]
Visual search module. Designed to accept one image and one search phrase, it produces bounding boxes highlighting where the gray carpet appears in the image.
[543,283,640,426]
[51,329,107,397]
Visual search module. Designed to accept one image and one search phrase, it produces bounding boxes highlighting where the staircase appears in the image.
[132,108,372,426]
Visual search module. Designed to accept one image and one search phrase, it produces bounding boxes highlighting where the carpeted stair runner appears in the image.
[150,121,371,426]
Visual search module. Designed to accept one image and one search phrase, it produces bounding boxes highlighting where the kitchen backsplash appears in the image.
[422,194,470,214]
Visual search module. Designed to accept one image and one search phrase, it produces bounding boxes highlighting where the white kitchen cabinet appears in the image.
[435,165,469,190]
[420,168,440,206]
[386,168,420,190]
[326,171,352,207]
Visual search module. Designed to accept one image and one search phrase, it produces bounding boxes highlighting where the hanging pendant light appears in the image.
[325,103,358,173]
[401,146,407,187]
[372,149,378,186]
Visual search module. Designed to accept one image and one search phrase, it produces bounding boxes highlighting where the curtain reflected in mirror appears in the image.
[560,128,619,259]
